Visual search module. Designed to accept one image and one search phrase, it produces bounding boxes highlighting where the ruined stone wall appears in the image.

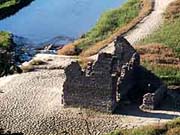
[140,84,167,110]
[63,53,114,113]
[62,36,167,112]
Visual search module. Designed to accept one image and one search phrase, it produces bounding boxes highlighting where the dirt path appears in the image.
[91,0,175,59]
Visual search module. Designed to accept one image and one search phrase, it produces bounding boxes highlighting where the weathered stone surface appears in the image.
[63,54,114,113]
[139,84,167,110]
[62,36,167,112]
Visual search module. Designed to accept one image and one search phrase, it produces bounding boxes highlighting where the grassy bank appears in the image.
[137,0,180,86]
[0,0,34,20]
[80,0,140,48]
[140,19,180,57]
[58,0,153,56]
[106,118,180,135]
[0,31,22,77]
[139,0,180,56]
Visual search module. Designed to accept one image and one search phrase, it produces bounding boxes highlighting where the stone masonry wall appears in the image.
[63,54,114,113]
[62,36,167,112]
[62,37,138,113]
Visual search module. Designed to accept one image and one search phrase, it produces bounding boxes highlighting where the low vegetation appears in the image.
[58,0,153,56]
[140,0,180,57]
[82,0,140,45]
[0,0,19,9]
[137,0,180,85]
[0,31,23,76]
[0,31,12,48]
[135,44,180,85]
[106,118,180,135]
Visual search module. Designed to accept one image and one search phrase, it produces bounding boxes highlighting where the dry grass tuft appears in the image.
[166,127,180,135]
[135,44,180,85]
[78,57,94,69]
[134,44,180,65]
[165,0,180,20]
[57,44,81,56]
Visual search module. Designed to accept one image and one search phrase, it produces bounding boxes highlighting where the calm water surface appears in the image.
[0,0,125,44]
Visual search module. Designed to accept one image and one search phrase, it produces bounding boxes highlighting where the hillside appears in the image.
[136,0,180,86]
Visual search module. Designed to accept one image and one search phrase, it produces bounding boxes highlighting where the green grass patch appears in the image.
[138,0,180,86]
[0,0,19,9]
[142,62,180,85]
[0,31,12,48]
[78,0,141,50]
[140,18,180,57]
[106,118,180,135]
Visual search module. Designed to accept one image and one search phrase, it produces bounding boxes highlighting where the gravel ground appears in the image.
[0,0,179,134]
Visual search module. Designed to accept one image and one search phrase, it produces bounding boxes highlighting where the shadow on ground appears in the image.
[114,103,180,120]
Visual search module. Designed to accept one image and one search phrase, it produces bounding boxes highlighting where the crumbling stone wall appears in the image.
[140,85,167,110]
[63,53,114,113]
[62,36,167,112]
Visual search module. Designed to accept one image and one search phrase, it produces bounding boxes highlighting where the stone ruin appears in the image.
[62,36,167,113]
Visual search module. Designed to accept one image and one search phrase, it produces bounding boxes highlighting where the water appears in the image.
[0,0,125,44]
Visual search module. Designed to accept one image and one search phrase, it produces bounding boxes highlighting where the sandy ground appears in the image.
[0,54,179,135]
[0,0,179,134]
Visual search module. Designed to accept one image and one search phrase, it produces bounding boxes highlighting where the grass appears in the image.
[0,31,12,48]
[140,0,180,57]
[142,63,180,85]
[0,0,21,9]
[106,118,180,135]
[85,0,140,42]
[137,0,180,86]
[140,19,180,57]
[58,0,153,56]
[135,44,180,85]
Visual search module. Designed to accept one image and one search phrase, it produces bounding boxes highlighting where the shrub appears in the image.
[0,31,11,48]
[166,127,180,135]
[165,0,180,20]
